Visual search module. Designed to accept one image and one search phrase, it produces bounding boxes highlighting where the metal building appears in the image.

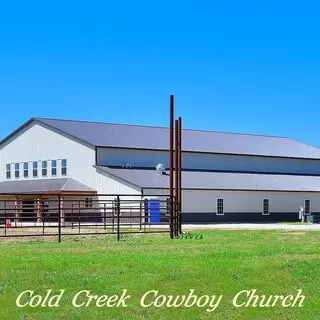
[1,117,320,223]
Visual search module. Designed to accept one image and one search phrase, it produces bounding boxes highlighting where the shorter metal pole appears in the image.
[117,196,120,241]
[104,203,107,230]
[58,195,61,243]
[112,199,115,233]
[77,202,80,235]
[4,201,7,237]
[139,201,142,230]
[42,204,45,236]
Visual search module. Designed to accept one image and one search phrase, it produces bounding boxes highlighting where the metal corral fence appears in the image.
[0,194,181,241]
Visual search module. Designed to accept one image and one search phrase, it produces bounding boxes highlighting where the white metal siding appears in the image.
[0,123,140,196]
[146,188,320,213]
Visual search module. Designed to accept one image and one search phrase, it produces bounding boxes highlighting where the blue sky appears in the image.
[0,1,319,146]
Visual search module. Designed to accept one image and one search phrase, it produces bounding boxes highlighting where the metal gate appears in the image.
[0,194,181,242]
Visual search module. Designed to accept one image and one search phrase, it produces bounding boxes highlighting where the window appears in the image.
[217,199,224,215]
[51,160,57,176]
[61,159,67,176]
[262,199,269,215]
[33,161,38,177]
[6,164,11,179]
[15,163,20,178]
[23,162,29,178]
[85,197,93,208]
[42,161,47,176]
[304,200,311,215]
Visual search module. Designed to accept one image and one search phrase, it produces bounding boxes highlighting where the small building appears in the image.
[1,117,320,223]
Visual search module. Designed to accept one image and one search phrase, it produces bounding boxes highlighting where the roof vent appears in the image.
[156,163,166,175]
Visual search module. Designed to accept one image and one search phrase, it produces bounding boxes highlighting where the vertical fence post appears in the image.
[117,195,120,241]
[58,195,61,243]
[42,204,45,236]
[112,199,115,234]
[78,200,81,235]
[104,203,107,231]
[4,200,7,237]
[139,201,142,230]
[166,197,169,237]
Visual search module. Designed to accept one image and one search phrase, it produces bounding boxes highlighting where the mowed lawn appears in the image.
[1,230,320,319]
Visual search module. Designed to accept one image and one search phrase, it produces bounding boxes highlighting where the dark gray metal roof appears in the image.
[2,117,320,159]
[96,166,320,192]
[37,118,320,159]
[0,178,96,194]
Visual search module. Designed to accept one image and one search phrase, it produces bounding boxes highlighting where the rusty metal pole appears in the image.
[169,95,174,239]
[175,119,179,237]
[178,116,182,234]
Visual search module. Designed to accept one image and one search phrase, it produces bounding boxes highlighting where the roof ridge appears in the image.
[36,117,288,139]
[60,177,71,191]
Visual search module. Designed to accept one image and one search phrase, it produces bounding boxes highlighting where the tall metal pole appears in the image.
[178,116,182,234]
[175,119,179,237]
[169,95,174,239]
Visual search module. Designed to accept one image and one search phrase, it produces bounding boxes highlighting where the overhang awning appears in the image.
[0,178,96,195]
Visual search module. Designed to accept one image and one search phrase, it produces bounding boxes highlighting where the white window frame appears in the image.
[61,159,67,176]
[216,198,224,215]
[304,199,311,215]
[14,163,20,179]
[6,163,11,179]
[262,198,270,215]
[33,161,38,178]
[51,160,57,176]
[42,160,47,177]
[85,197,93,208]
[23,162,29,178]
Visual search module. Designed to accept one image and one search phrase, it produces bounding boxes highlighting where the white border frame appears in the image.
[216,198,224,215]
[5,163,11,179]
[304,199,311,215]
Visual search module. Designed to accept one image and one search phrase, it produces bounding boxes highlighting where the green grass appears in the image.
[1,230,320,319]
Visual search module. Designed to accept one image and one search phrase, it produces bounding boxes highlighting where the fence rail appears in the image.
[0,194,181,241]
